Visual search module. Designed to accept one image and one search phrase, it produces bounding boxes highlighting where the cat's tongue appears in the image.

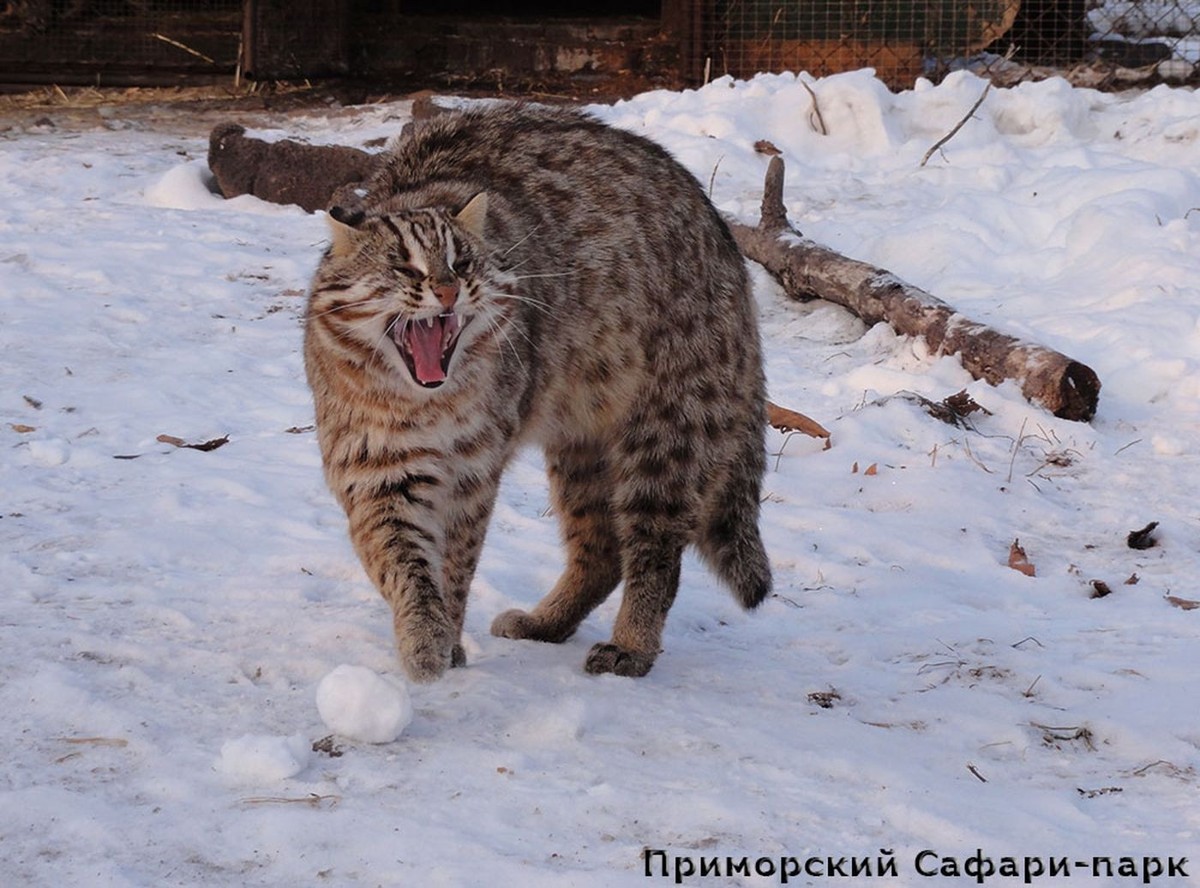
[405,317,447,385]
[400,314,463,387]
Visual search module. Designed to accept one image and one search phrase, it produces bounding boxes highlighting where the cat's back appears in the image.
[377,104,730,249]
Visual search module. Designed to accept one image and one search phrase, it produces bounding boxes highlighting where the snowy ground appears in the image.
[2,71,1199,886]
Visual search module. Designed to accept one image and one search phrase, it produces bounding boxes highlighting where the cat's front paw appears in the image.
[584,642,657,678]
[395,611,456,683]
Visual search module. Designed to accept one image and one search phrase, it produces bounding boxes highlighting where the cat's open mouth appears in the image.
[393,312,465,388]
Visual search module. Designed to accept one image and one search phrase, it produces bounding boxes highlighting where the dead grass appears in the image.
[0,81,317,113]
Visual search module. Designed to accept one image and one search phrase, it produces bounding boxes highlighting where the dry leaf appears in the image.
[1166,595,1199,611]
[886,390,989,428]
[1077,786,1123,798]
[311,735,344,758]
[851,462,859,474]
[807,689,841,709]
[1124,573,1140,586]
[9,423,36,433]
[942,389,990,418]
[23,395,43,409]
[766,401,831,448]
[1008,539,1036,577]
[754,139,782,156]
[1090,580,1113,599]
[863,463,878,476]
[157,433,230,452]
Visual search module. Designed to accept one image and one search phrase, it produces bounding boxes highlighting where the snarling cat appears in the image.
[305,104,770,681]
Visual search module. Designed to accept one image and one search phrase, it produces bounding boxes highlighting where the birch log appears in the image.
[729,157,1100,422]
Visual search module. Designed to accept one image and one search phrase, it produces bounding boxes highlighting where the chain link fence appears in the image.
[695,1,1200,88]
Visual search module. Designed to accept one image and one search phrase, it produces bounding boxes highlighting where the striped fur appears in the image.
[304,104,770,682]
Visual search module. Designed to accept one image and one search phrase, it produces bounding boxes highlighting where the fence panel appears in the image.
[694,1,1200,88]
[0,0,240,85]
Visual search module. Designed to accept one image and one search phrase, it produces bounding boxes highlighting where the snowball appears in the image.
[26,438,69,468]
[216,733,309,783]
[316,664,412,744]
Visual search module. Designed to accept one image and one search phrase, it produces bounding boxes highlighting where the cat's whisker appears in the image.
[490,292,554,315]
[307,295,384,321]
[498,223,543,258]
[482,313,526,373]
[378,314,403,346]
[500,254,536,274]
[499,253,578,278]
[509,271,578,281]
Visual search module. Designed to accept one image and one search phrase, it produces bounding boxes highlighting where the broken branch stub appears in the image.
[730,156,1100,422]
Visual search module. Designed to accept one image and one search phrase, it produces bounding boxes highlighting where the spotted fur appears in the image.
[304,104,770,682]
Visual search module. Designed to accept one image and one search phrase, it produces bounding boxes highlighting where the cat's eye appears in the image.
[396,264,422,279]
[452,257,470,275]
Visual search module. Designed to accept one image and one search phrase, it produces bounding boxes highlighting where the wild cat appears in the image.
[304,104,770,682]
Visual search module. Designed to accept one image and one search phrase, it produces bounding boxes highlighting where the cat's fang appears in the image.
[439,311,461,351]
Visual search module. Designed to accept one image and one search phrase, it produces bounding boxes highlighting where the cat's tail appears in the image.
[697,465,772,610]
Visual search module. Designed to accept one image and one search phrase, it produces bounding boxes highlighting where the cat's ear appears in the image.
[454,192,488,238]
[326,204,367,258]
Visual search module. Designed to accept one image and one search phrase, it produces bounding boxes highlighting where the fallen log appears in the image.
[208,123,380,213]
[728,156,1100,422]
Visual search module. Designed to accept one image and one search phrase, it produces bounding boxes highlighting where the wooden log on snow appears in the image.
[728,156,1101,422]
[208,123,380,213]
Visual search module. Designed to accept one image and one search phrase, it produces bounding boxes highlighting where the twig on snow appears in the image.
[801,80,828,135]
[921,82,992,167]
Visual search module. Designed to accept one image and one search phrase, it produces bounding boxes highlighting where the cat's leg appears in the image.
[442,466,507,669]
[583,423,694,678]
[343,485,456,685]
[584,513,687,678]
[491,439,622,644]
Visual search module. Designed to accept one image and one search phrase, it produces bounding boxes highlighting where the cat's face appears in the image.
[308,193,505,392]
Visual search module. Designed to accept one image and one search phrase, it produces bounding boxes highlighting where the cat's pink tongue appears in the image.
[405,319,446,385]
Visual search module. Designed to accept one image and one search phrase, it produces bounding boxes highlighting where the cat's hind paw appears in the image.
[584,642,656,678]
[490,608,538,639]
[490,609,574,644]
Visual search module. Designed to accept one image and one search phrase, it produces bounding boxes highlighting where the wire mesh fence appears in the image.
[0,0,240,85]
[695,1,1200,88]
[2,1,1197,90]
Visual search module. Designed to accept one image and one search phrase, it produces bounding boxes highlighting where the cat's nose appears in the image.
[433,283,458,309]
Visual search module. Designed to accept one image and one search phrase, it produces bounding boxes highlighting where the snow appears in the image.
[316,665,413,744]
[216,734,311,784]
[2,71,1199,885]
